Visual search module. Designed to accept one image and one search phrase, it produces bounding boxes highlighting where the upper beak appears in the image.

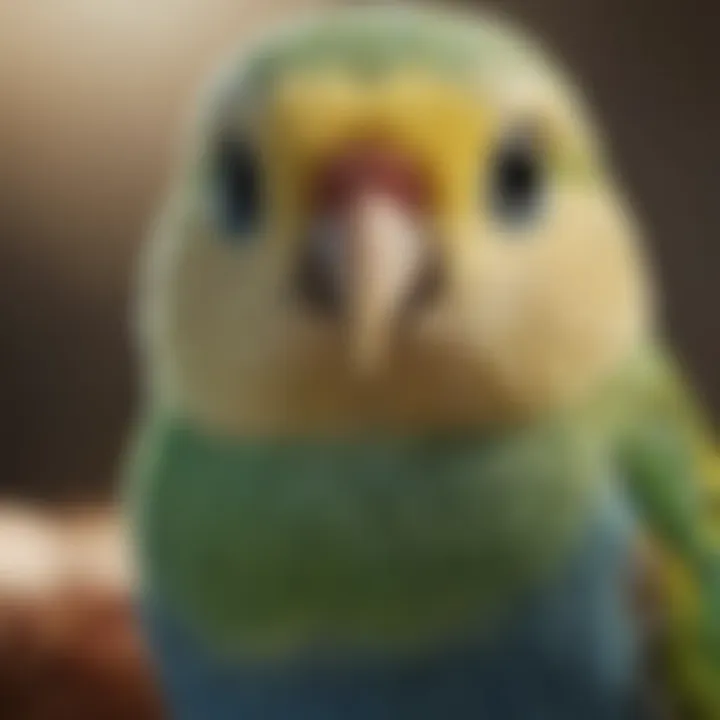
[345,191,426,372]
[295,143,441,373]
[297,190,430,374]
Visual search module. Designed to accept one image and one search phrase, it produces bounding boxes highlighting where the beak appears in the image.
[346,192,425,372]
[297,191,427,374]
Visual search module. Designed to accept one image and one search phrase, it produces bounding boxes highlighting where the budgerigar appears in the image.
[125,7,719,719]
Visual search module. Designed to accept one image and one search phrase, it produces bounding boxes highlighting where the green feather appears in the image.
[606,346,720,717]
[229,7,550,102]
[128,412,607,656]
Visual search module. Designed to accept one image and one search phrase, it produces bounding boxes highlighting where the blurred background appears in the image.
[0,0,717,717]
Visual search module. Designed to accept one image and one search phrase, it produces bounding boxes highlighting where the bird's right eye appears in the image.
[488,126,546,231]
[212,135,263,238]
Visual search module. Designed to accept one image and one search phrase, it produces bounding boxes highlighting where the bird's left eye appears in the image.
[212,135,263,238]
[488,127,546,229]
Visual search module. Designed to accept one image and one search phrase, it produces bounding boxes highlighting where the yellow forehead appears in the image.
[242,69,592,214]
[255,72,507,215]
[267,72,492,162]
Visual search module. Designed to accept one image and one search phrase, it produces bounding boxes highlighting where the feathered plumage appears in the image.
[127,6,718,718]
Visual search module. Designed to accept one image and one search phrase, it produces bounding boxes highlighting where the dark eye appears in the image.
[213,135,263,237]
[489,129,545,228]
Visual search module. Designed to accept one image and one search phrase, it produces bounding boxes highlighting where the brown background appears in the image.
[0,0,717,501]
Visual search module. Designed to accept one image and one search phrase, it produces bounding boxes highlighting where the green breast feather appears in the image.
[128,413,609,655]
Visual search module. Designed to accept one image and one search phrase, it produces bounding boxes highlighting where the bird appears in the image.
[124,6,719,719]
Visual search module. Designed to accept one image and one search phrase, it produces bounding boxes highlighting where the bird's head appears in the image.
[138,7,653,436]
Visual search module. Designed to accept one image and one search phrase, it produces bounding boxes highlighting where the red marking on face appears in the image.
[313,142,431,213]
